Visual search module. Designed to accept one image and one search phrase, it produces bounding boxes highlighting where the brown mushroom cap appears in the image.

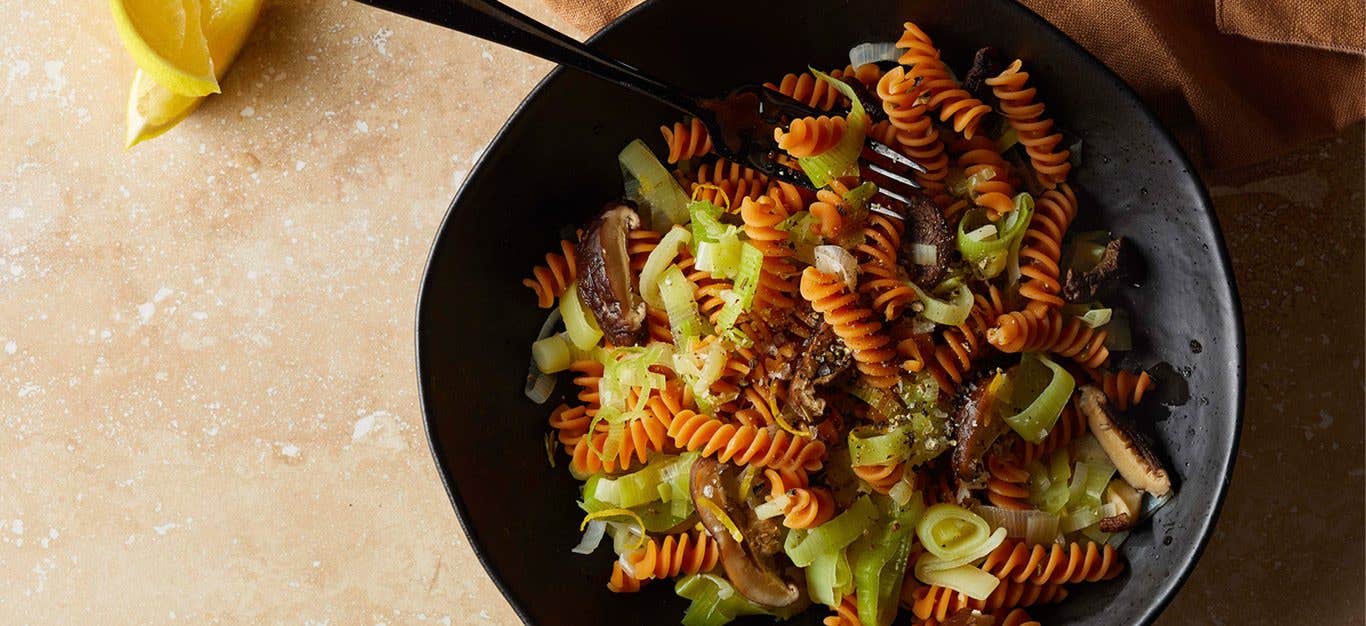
[690,458,804,609]
[1077,385,1172,497]
[900,194,956,287]
[575,204,646,346]
[1063,237,1133,303]
[951,377,1009,485]
[786,324,852,424]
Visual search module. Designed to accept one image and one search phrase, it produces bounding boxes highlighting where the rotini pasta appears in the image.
[1016,184,1078,311]
[799,267,900,388]
[928,284,1005,392]
[1019,400,1086,464]
[875,67,951,203]
[775,115,848,158]
[765,69,847,111]
[619,530,721,582]
[998,608,1043,626]
[823,594,862,626]
[808,188,845,238]
[987,308,1110,369]
[984,451,1032,510]
[981,540,1125,585]
[852,460,906,493]
[986,60,1072,187]
[897,22,992,139]
[660,118,713,164]
[740,196,797,310]
[522,239,577,308]
[855,212,916,320]
[667,409,827,471]
[774,483,836,529]
[568,359,603,415]
[911,579,1068,623]
[548,403,591,452]
[956,136,1018,218]
[691,157,769,206]
[1090,367,1155,411]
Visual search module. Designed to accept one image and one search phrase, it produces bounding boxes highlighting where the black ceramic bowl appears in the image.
[417,1,1244,624]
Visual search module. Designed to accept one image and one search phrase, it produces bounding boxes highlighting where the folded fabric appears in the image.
[540,0,1364,170]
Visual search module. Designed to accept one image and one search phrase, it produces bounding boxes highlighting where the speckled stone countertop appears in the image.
[1,1,1360,624]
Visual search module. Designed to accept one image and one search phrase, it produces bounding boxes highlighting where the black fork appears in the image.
[353,0,927,211]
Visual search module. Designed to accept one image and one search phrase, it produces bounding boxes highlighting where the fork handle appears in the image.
[354,0,704,118]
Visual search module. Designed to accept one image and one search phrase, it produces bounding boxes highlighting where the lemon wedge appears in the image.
[111,0,220,97]
[123,0,264,147]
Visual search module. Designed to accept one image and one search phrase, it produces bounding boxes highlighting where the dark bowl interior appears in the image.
[417,1,1244,624]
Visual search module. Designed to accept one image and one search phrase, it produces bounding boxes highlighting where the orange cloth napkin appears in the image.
[542,0,1364,170]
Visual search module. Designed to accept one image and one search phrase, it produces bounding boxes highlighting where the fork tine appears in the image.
[869,199,906,220]
[866,140,928,174]
[872,188,915,210]
[864,161,923,190]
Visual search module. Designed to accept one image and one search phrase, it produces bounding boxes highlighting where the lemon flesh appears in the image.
[111,0,220,97]
[125,0,263,147]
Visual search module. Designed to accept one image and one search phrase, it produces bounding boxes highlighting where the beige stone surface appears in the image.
[0,0,1360,624]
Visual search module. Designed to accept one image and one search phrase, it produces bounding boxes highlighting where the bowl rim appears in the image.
[414,1,1246,624]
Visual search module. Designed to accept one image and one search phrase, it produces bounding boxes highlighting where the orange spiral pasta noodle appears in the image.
[674,249,734,324]
[522,239,578,308]
[691,157,770,206]
[997,608,1041,626]
[956,136,1017,218]
[982,540,1125,585]
[896,22,992,139]
[911,580,1068,623]
[927,284,1006,393]
[867,119,900,150]
[659,118,713,164]
[763,466,810,496]
[548,404,591,452]
[569,389,673,475]
[800,268,900,388]
[875,67,951,204]
[667,410,827,471]
[765,70,846,111]
[766,180,811,215]
[775,115,848,158]
[570,414,670,474]
[808,188,846,238]
[834,63,884,88]
[891,324,931,375]
[984,452,1031,510]
[642,382,688,426]
[1020,400,1085,465]
[763,467,834,529]
[987,308,1110,369]
[733,384,778,428]
[823,594,862,626]
[777,484,837,529]
[645,307,673,343]
[986,60,1072,188]
[856,213,917,321]
[569,360,604,415]
[627,228,662,273]
[741,196,798,310]
[1017,183,1079,311]
[852,461,906,493]
[607,562,642,593]
[619,530,721,583]
[1090,367,1155,412]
